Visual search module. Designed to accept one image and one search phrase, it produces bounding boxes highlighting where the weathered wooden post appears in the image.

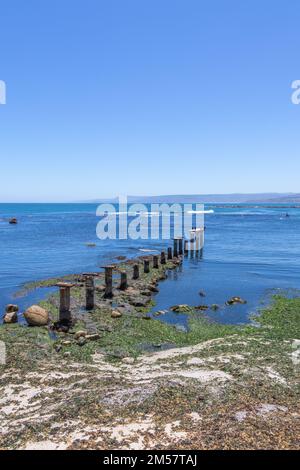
[160,251,166,264]
[167,247,173,260]
[57,282,73,322]
[153,255,159,268]
[184,240,189,256]
[144,259,150,273]
[173,238,178,257]
[85,276,95,310]
[119,271,128,290]
[133,264,139,279]
[103,266,114,298]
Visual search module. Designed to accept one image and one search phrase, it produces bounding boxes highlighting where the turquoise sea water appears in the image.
[0,203,300,325]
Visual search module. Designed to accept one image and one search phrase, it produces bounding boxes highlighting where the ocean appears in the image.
[1,203,300,325]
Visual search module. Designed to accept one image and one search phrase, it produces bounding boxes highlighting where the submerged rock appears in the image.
[195,305,209,311]
[211,304,220,311]
[170,304,192,313]
[153,310,167,316]
[226,296,247,306]
[24,305,49,326]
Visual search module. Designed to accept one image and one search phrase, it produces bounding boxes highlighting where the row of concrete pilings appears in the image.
[56,237,203,324]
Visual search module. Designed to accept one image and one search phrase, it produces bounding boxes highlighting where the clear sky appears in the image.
[0,0,299,202]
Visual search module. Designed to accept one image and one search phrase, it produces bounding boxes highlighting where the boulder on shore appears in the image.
[24,305,49,326]
[3,311,18,324]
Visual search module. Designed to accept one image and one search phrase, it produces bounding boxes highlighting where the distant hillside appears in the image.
[252,195,300,203]
[82,193,300,204]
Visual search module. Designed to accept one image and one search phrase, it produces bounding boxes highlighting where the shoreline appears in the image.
[0,252,299,449]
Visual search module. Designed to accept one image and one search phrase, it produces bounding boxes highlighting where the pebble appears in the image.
[77,337,87,346]
[111,310,122,318]
[74,330,87,339]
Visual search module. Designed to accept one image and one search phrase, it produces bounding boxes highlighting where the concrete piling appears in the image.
[103,266,114,298]
[133,264,139,279]
[184,240,189,255]
[167,247,173,260]
[160,251,166,264]
[120,271,128,290]
[85,276,95,310]
[153,255,159,268]
[144,259,150,273]
[57,282,73,322]
[173,238,178,257]
[178,238,183,256]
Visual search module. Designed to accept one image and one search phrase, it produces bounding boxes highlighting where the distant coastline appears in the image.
[77,193,300,205]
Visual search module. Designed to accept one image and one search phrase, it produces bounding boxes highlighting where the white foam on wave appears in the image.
[187,210,214,214]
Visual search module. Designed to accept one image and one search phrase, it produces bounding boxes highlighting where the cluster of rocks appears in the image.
[169,297,247,313]
[3,304,19,324]
[71,330,100,346]
[3,304,49,326]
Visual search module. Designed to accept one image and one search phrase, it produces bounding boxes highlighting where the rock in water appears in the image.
[226,296,247,306]
[3,311,18,324]
[24,305,49,326]
[9,218,18,224]
[3,305,19,322]
[170,304,192,312]
[5,304,19,313]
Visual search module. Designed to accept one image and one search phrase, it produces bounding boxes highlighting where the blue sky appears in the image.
[0,0,299,202]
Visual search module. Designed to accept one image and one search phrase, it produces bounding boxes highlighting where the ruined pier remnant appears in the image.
[57,282,73,322]
[178,238,183,256]
[160,251,166,264]
[144,259,150,273]
[103,265,114,298]
[85,276,95,310]
[133,263,139,279]
[173,238,179,257]
[119,271,128,290]
[167,247,173,260]
[153,255,159,269]
[184,240,189,255]
[189,228,205,253]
